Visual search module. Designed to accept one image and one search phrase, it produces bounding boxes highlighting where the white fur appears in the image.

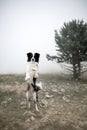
[26,91,39,111]
[25,61,39,81]
[26,82,42,111]
[36,82,42,90]
[26,91,30,108]
[33,92,39,111]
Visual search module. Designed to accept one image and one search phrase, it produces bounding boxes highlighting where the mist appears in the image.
[0,0,87,74]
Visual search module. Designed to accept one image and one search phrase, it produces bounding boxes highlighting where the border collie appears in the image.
[25,52,40,87]
[25,52,42,111]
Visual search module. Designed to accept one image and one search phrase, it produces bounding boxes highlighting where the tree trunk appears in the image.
[72,52,81,79]
[73,64,79,79]
[78,61,81,77]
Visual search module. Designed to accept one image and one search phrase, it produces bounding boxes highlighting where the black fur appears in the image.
[27,52,33,62]
[31,83,40,92]
[34,53,40,63]
[27,52,40,63]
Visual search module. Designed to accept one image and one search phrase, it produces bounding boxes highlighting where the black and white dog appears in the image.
[25,52,42,111]
[25,52,40,85]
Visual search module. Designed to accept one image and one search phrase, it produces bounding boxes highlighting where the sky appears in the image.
[0,0,87,74]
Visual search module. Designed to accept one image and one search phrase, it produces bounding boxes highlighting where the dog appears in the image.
[25,52,40,87]
[25,52,41,111]
[26,82,42,111]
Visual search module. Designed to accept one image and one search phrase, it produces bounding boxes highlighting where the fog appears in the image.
[0,0,87,74]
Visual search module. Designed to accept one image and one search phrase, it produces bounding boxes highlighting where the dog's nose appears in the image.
[32,58,35,61]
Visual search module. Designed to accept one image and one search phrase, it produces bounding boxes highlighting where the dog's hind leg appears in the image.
[26,83,30,91]
[33,92,39,112]
[36,92,38,102]
[26,99,31,109]
[26,91,31,109]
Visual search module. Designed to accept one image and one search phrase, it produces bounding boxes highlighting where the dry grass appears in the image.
[0,74,87,130]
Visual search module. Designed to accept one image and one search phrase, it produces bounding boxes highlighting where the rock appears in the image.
[23,111,28,115]
[45,92,49,95]
[45,94,53,99]
[62,96,70,102]
[61,88,65,93]
[25,118,30,122]
[4,127,8,130]
[29,112,36,117]
[8,98,12,102]
[41,116,49,123]
[41,99,48,107]
[52,88,58,92]
[20,101,26,106]
[1,100,7,104]
[30,116,35,121]
[21,106,26,109]
[23,111,36,117]
[67,83,70,85]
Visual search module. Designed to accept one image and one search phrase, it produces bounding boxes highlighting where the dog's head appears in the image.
[27,52,40,63]
[25,52,40,81]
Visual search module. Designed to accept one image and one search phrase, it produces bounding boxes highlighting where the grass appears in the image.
[0,74,87,130]
[0,74,25,85]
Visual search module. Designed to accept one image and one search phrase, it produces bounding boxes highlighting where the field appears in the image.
[0,74,87,130]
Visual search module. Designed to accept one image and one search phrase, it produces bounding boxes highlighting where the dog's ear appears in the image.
[27,52,33,62]
[34,53,40,63]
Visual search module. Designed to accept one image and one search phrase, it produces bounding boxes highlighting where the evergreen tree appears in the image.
[46,20,87,79]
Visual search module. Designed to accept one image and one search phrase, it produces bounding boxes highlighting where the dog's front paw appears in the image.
[25,74,30,80]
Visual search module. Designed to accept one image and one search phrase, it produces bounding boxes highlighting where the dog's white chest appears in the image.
[25,62,38,81]
[29,62,38,71]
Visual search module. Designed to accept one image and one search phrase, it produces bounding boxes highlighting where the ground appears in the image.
[0,74,87,130]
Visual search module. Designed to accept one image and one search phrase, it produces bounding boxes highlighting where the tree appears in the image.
[46,20,87,79]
